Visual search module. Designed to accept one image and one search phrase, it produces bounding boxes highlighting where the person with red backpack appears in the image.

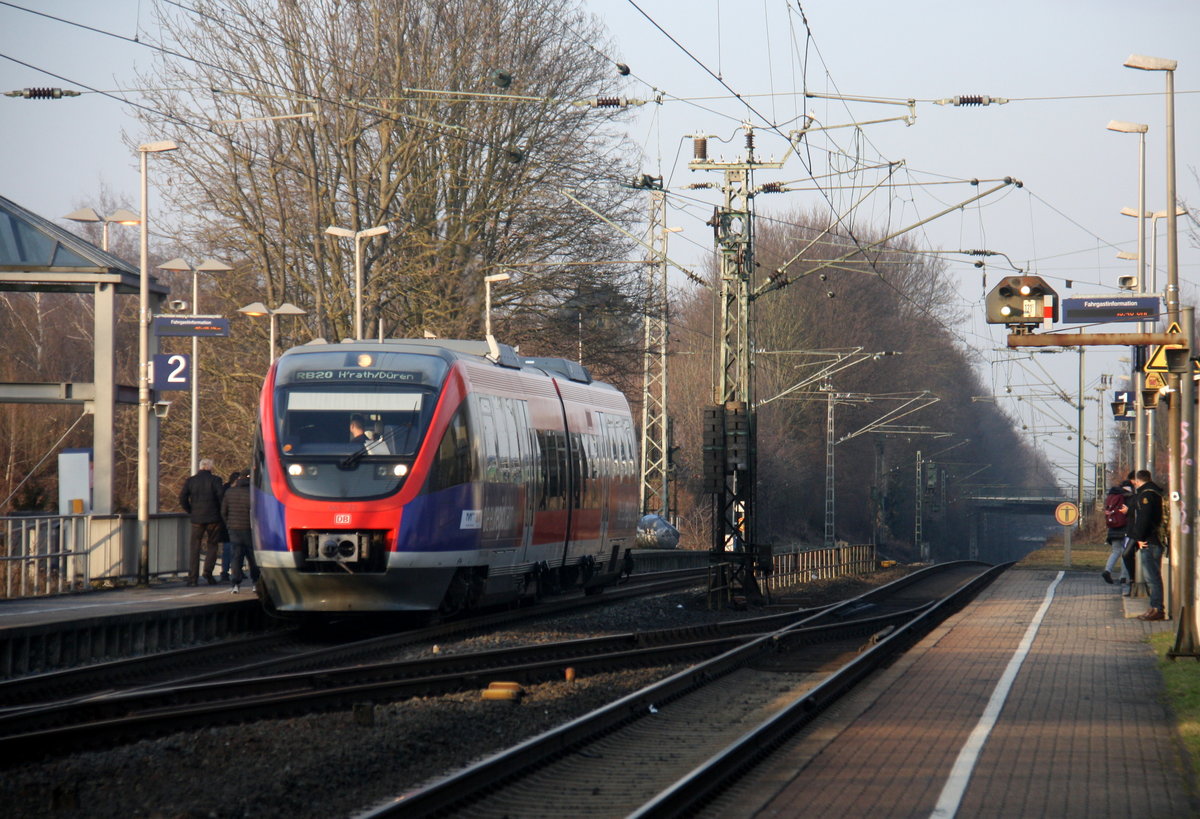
[1101,483,1130,585]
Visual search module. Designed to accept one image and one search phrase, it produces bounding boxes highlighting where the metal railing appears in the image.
[0,513,190,599]
[763,543,877,590]
[708,543,878,607]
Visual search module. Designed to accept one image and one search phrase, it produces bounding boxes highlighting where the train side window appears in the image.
[428,406,474,492]
[537,429,568,510]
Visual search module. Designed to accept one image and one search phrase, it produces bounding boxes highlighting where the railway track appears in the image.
[0,568,706,710]
[355,560,1007,818]
[0,569,714,762]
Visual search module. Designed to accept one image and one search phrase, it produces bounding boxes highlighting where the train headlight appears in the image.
[288,463,304,477]
[393,464,409,477]
[374,464,409,479]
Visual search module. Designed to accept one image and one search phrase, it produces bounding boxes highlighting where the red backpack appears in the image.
[1103,492,1128,529]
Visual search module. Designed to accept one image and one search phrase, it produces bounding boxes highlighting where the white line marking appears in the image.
[930,570,1064,818]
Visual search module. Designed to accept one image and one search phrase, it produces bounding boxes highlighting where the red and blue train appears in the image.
[250,338,640,615]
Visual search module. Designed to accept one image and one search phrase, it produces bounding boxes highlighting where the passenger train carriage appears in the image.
[251,339,640,615]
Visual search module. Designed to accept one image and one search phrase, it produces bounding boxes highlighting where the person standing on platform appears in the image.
[217,469,241,582]
[1101,484,1129,585]
[1129,469,1166,621]
[221,470,257,594]
[179,457,225,586]
[1120,477,1138,596]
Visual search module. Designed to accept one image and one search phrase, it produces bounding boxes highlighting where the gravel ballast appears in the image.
[2,570,908,818]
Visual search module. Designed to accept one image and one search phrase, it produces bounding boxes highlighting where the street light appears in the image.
[1125,53,1192,648]
[64,207,141,252]
[157,257,232,475]
[1121,206,1188,296]
[137,139,178,586]
[239,301,308,362]
[1124,55,1179,327]
[324,224,389,340]
[483,272,511,338]
[1108,119,1149,474]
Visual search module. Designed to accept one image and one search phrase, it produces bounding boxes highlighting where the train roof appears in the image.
[285,337,599,386]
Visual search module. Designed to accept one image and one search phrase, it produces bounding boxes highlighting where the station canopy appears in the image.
[0,194,164,295]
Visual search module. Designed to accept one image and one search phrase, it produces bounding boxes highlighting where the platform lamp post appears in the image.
[1122,206,1187,470]
[64,207,141,252]
[324,224,389,340]
[137,140,179,586]
[238,301,308,362]
[157,258,232,475]
[1125,53,1195,654]
[1108,120,1149,474]
[483,272,511,339]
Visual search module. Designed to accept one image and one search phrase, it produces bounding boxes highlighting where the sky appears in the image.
[1,0,1198,490]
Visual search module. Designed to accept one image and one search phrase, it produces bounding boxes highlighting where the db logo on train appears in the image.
[1054,502,1079,527]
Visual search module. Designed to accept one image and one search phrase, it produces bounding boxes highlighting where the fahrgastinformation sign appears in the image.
[1060,295,1159,324]
[152,315,230,337]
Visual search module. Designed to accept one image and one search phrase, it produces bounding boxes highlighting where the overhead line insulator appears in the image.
[5,87,81,99]
[934,95,1010,107]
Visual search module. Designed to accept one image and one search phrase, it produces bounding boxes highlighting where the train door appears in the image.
[513,398,537,559]
[596,413,614,556]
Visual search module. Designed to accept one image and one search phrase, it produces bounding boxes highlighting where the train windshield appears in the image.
[273,387,436,499]
[270,349,448,499]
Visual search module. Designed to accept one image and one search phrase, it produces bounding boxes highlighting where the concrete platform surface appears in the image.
[726,568,1196,818]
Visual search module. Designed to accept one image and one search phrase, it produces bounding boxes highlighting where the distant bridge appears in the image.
[958,489,1081,562]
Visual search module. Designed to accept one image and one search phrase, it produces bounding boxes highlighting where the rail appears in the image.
[0,513,190,598]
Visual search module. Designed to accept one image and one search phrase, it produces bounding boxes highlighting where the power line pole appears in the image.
[915,450,926,561]
[640,187,672,518]
[691,127,784,602]
[824,388,837,548]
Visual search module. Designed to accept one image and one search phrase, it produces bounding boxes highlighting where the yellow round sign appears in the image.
[1054,501,1080,526]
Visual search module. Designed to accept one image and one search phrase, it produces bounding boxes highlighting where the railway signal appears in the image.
[984,276,1058,329]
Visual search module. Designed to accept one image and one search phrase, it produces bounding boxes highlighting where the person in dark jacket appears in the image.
[180,458,225,585]
[1128,469,1166,621]
[1120,476,1138,596]
[220,470,257,593]
[217,469,241,582]
[1101,484,1130,585]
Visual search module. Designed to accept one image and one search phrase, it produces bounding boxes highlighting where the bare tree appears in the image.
[134,0,642,340]
[116,0,649,494]
[667,206,1055,554]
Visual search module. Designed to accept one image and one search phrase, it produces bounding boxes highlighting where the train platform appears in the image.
[0,579,270,678]
[727,567,1198,818]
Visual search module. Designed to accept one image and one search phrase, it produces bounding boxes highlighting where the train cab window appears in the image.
[277,391,427,456]
[272,389,434,500]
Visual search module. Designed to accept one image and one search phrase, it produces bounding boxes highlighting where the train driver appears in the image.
[349,413,370,446]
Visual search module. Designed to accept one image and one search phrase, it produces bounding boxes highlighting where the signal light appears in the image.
[985,275,1059,326]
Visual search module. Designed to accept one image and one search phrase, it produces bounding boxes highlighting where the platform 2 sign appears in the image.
[151,353,191,390]
[153,315,230,337]
[1060,295,1159,323]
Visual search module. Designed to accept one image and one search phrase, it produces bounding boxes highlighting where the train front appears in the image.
[252,344,458,613]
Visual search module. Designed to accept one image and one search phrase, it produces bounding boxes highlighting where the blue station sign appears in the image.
[1060,295,1159,324]
[153,315,231,337]
[151,353,191,390]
